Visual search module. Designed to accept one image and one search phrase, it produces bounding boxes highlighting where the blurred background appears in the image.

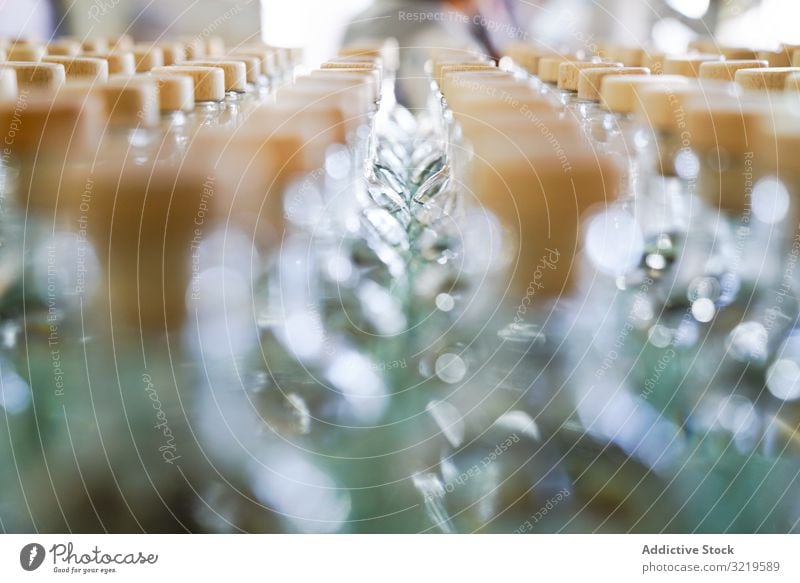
[6,0,800,67]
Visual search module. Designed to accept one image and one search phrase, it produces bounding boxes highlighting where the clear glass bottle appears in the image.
[411,135,623,531]
[147,73,196,164]
[556,60,622,111]
[573,67,649,139]
[596,74,689,220]
[0,93,102,327]
[185,59,252,125]
[151,65,228,132]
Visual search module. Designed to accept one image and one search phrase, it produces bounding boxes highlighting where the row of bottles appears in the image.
[2,26,800,533]
[412,39,800,531]
[0,32,328,532]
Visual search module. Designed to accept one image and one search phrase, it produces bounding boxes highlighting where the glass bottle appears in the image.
[0,66,17,99]
[556,60,622,110]
[147,73,196,164]
[151,65,228,131]
[412,130,623,531]
[597,74,689,208]
[632,81,739,282]
[573,66,649,139]
[185,59,252,124]
[0,95,103,530]
[0,93,101,326]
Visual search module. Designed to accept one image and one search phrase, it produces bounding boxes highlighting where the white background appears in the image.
[0,535,798,582]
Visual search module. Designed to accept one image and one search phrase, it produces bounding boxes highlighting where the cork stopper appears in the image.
[758,49,792,68]
[429,48,483,64]
[339,44,383,58]
[688,39,717,53]
[328,55,384,71]
[340,38,397,71]
[687,41,753,59]
[435,62,496,86]
[205,36,226,57]
[448,88,554,117]
[46,39,81,56]
[83,51,136,75]
[81,38,109,53]
[606,46,646,67]
[87,162,218,331]
[537,56,571,83]
[180,37,206,60]
[229,55,260,84]
[276,79,371,130]
[636,84,700,176]
[188,60,247,92]
[147,73,195,112]
[132,45,164,72]
[642,52,666,74]
[502,42,544,74]
[786,72,800,91]
[151,66,224,102]
[347,40,389,65]
[458,112,582,151]
[601,74,688,114]
[99,78,160,128]
[311,66,381,87]
[322,60,382,84]
[785,44,800,62]
[438,69,513,97]
[637,85,704,132]
[470,146,621,299]
[322,61,377,71]
[6,44,45,62]
[558,61,623,91]
[699,59,768,81]
[577,67,649,102]
[109,35,134,52]
[430,52,487,68]
[736,67,800,91]
[231,48,277,77]
[306,69,380,105]
[153,42,184,65]
[685,98,767,213]
[1,62,66,93]
[663,55,722,77]
[719,47,758,60]
[43,56,109,83]
[0,68,17,100]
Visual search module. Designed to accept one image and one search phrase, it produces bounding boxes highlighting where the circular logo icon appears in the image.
[20,543,46,571]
